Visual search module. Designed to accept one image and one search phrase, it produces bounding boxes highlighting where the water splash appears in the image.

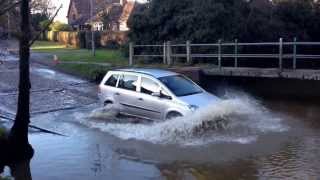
[89,104,120,120]
[80,93,288,146]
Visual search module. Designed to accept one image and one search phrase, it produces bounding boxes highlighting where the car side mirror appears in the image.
[161,91,172,100]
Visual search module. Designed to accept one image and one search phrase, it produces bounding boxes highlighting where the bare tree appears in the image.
[8,0,34,160]
[30,0,56,16]
[2,0,34,179]
[0,0,61,179]
[0,0,20,16]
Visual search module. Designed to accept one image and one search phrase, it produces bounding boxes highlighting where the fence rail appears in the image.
[129,38,320,70]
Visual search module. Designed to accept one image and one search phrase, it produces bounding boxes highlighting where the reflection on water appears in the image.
[2,95,320,179]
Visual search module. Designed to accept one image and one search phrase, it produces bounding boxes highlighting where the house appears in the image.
[67,0,135,31]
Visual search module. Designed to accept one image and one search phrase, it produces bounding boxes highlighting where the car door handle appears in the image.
[138,98,143,101]
[115,92,120,96]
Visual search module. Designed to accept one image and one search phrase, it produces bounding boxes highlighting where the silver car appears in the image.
[99,68,220,121]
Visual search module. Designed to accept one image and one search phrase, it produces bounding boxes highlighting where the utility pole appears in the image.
[90,0,96,56]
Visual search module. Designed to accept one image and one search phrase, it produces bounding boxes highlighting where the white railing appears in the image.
[129,38,320,70]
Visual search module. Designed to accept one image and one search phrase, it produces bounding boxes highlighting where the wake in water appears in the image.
[80,92,288,145]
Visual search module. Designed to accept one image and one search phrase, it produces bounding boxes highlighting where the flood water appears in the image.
[11,91,320,180]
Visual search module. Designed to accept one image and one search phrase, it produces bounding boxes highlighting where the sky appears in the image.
[53,0,70,23]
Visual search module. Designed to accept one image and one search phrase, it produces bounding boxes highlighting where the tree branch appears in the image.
[28,4,62,47]
[0,0,21,16]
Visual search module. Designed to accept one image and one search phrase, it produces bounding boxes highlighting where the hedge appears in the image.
[42,30,128,49]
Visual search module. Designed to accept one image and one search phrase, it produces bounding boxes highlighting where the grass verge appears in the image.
[31,41,127,65]
[56,63,113,82]
[31,41,201,82]
[31,41,128,81]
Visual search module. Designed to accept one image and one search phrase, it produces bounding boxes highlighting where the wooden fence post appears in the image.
[129,42,134,66]
[163,42,166,64]
[279,38,283,71]
[234,39,238,68]
[218,39,222,69]
[186,40,191,64]
[167,41,172,66]
[293,37,297,70]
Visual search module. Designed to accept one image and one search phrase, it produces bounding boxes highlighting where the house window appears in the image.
[72,14,76,21]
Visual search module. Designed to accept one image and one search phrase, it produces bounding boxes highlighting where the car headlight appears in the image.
[188,105,199,111]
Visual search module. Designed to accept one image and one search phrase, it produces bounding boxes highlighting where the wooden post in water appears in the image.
[293,37,297,70]
[218,39,222,69]
[186,40,191,64]
[129,42,134,66]
[163,42,166,64]
[234,39,238,67]
[279,38,283,71]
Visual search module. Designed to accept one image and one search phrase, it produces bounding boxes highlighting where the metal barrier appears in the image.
[129,38,320,70]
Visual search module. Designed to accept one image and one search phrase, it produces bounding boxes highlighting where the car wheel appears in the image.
[166,112,182,120]
[104,100,114,108]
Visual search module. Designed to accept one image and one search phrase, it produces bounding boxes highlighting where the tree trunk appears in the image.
[10,161,32,180]
[8,0,34,161]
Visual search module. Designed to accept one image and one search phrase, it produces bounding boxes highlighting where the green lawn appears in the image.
[31,41,128,81]
[56,63,113,82]
[31,41,67,51]
[31,41,128,65]
[30,41,193,82]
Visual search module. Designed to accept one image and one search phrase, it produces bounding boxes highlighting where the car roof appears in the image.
[115,68,178,78]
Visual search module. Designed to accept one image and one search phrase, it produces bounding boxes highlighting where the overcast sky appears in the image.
[53,0,70,23]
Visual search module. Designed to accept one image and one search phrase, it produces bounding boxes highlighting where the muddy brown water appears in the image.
[2,96,318,180]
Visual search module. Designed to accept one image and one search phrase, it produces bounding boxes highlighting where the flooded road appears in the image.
[1,55,320,179]
[17,96,320,180]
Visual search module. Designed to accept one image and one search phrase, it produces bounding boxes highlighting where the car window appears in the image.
[118,74,138,91]
[140,77,160,95]
[161,87,170,96]
[105,74,119,87]
[158,75,203,97]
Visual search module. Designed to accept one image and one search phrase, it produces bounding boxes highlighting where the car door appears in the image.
[116,73,141,116]
[136,76,170,120]
[100,73,120,103]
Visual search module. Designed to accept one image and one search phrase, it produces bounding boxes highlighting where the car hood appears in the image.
[177,92,220,108]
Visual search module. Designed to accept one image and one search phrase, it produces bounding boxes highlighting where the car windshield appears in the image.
[158,75,203,97]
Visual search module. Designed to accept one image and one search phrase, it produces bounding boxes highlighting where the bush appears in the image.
[50,21,73,32]
[39,19,51,31]
[128,0,320,43]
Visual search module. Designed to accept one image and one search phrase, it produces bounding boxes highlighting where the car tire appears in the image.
[166,112,182,120]
[104,100,113,107]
